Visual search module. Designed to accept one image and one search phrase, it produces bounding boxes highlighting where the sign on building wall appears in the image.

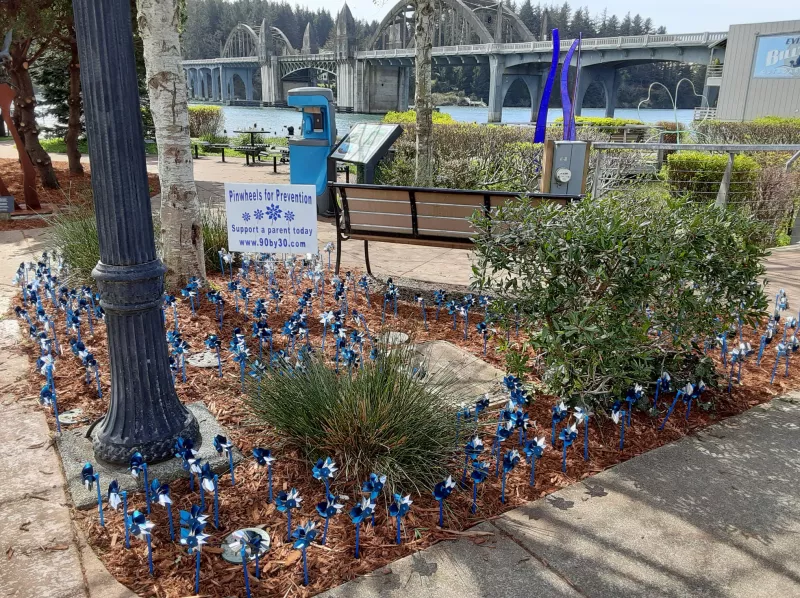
[224,183,317,253]
[753,33,800,78]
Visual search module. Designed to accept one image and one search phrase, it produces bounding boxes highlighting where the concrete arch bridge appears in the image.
[182,2,727,122]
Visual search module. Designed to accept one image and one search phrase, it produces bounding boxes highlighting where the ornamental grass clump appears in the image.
[244,343,461,491]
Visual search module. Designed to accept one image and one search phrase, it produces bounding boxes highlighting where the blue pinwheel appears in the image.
[433,476,456,527]
[276,488,302,541]
[292,521,317,586]
[198,462,219,525]
[213,434,237,486]
[252,447,276,503]
[476,320,489,354]
[127,510,155,575]
[474,394,490,422]
[175,437,199,490]
[388,493,413,545]
[501,449,521,503]
[230,342,250,391]
[509,406,530,445]
[574,406,592,461]
[179,505,209,594]
[129,452,151,514]
[361,473,386,526]
[316,494,345,545]
[433,289,447,321]
[470,461,490,513]
[225,530,258,598]
[653,371,671,408]
[624,384,643,426]
[205,334,223,377]
[349,497,375,558]
[611,403,627,451]
[551,401,569,447]
[462,435,484,486]
[82,463,104,527]
[558,422,578,472]
[312,457,338,498]
[523,435,547,486]
[148,479,175,541]
[493,419,514,476]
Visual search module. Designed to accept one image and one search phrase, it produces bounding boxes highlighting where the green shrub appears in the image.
[663,152,760,202]
[471,193,769,408]
[383,110,456,125]
[188,105,224,138]
[694,119,800,144]
[655,120,687,144]
[244,343,461,491]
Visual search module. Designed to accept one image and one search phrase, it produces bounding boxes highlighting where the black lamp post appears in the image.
[72,0,199,463]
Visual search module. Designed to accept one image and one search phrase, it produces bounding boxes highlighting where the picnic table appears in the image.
[233,126,270,146]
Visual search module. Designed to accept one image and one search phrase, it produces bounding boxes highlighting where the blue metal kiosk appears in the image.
[287,87,337,215]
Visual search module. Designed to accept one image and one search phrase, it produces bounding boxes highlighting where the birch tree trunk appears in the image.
[414,0,435,186]
[136,0,206,288]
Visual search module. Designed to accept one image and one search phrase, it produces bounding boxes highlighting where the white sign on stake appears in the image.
[224,183,317,254]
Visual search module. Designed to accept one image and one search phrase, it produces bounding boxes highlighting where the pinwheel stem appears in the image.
[95,474,104,527]
[322,518,330,545]
[551,420,556,447]
[483,334,487,356]
[217,348,222,378]
[240,546,251,598]
[146,535,154,576]
[365,289,370,307]
[461,455,468,487]
[501,473,507,504]
[382,300,388,324]
[355,522,361,558]
[167,500,175,542]
[200,484,205,511]
[770,355,780,384]
[530,458,535,486]
[393,296,398,317]
[562,443,567,473]
[471,482,478,513]
[438,500,444,527]
[396,515,402,545]
[584,419,589,461]
[228,452,236,486]
[194,550,201,593]
[255,551,260,579]
[267,465,273,503]
[654,382,661,408]
[287,510,292,541]
[620,418,626,451]
[122,491,130,549]
[659,394,681,431]
[51,383,61,435]
[143,464,150,515]
[213,475,220,529]
[685,398,693,420]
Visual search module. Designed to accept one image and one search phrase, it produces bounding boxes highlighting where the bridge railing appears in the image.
[355,32,727,59]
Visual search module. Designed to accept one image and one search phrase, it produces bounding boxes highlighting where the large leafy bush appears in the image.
[383,110,456,125]
[471,194,768,407]
[244,344,460,491]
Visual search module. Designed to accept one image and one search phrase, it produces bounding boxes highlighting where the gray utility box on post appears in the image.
[540,140,590,196]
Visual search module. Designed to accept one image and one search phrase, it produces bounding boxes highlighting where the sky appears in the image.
[290,0,791,34]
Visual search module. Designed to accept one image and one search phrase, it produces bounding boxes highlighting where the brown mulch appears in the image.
[11,266,800,598]
[0,158,161,231]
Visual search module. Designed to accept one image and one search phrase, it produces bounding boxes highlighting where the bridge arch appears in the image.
[222,23,259,58]
[280,64,337,80]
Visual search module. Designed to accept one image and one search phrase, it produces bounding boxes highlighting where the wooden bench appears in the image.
[330,183,580,275]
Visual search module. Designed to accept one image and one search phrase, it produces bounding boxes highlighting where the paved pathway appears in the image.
[322,393,800,598]
[0,229,134,598]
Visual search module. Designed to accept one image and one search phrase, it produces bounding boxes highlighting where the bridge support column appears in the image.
[487,54,506,123]
[244,70,254,102]
[575,66,620,118]
[397,66,411,112]
[261,58,280,104]
[336,59,356,110]
[212,68,220,102]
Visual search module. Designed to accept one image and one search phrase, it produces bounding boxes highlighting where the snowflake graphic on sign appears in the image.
[253,209,264,221]
[243,212,251,222]
[285,211,295,223]
[266,204,282,223]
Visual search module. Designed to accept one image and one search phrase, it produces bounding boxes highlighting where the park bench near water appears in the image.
[330,182,580,275]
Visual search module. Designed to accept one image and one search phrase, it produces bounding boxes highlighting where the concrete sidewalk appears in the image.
[0,230,134,598]
[322,393,800,598]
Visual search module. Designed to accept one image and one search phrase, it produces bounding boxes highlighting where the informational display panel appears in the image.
[224,183,317,254]
[753,33,800,78]
[331,123,402,165]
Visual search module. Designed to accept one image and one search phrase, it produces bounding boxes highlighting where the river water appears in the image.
[209,104,695,136]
